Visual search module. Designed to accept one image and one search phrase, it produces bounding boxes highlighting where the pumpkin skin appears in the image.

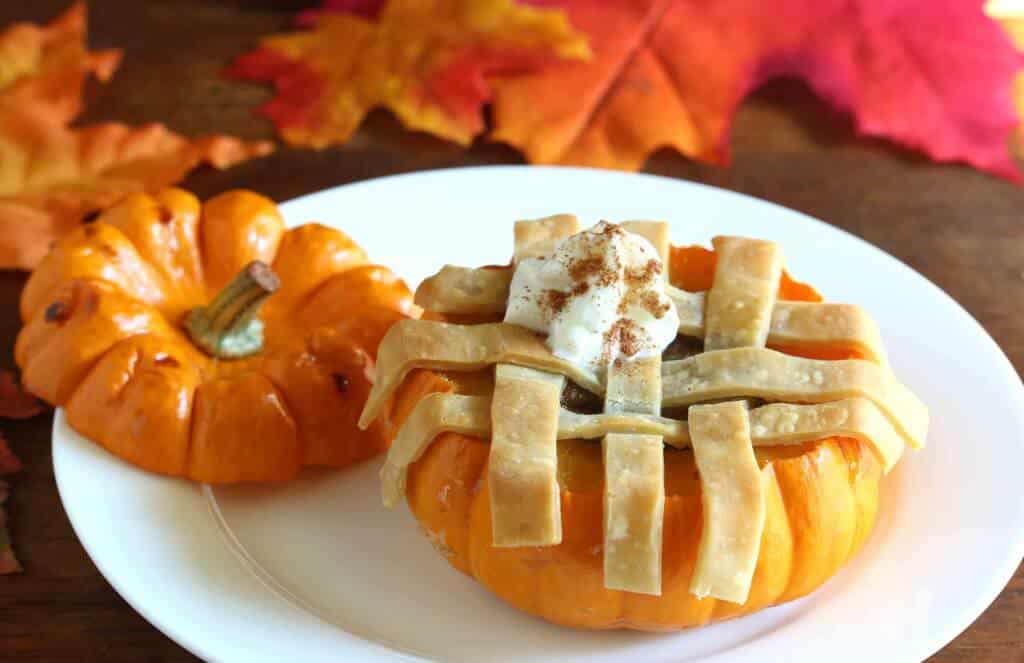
[16,188,416,483]
[392,244,883,630]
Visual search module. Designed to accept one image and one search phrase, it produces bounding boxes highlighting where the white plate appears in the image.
[55,166,1024,663]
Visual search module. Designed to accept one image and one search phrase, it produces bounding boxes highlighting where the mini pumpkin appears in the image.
[363,217,926,630]
[16,188,416,483]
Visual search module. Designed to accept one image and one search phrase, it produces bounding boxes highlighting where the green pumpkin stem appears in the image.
[185,260,280,359]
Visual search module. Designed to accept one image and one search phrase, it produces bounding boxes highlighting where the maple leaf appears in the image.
[228,0,590,148]
[489,0,1024,179]
[0,480,20,574]
[0,371,45,420]
[0,434,21,476]
[987,0,1024,155]
[0,3,121,127]
[0,4,274,269]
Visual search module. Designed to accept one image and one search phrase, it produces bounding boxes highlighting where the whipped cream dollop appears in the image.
[504,221,679,371]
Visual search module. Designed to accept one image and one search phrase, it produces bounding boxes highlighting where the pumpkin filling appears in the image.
[362,217,927,606]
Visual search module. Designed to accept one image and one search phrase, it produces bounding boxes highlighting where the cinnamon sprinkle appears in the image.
[603,318,644,362]
[543,289,571,315]
[617,289,671,319]
[624,259,661,287]
[571,281,590,297]
[568,256,616,286]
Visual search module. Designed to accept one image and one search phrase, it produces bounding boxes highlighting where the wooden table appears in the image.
[1,1,1022,661]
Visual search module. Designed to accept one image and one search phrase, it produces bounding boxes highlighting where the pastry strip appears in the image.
[603,224,669,590]
[411,268,885,363]
[414,265,511,315]
[488,365,565,546]
[359,320,601,429]
[380,393,491,507]
[746,398,904,471]
[513,214,579,260]
[379,396,904,507]
[603,433,665,595]
[621,220,670,265]
[767,301,887,365]
[485,216,581,545]
[688,401,766,604]
[668,286,706,337]
[661,347,927,449]
[703,237,783,350]
[363,326,922,454]
[603,354,665,594]
[605,355,661,416]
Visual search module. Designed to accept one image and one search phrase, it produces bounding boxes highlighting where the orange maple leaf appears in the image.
[987,0,1024,155]
[0,2,120,126]
[0,4,273,269]
[490,0,1023,179]
[228,0,590,148]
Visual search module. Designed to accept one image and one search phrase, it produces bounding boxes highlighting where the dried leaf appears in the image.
[0,434,22,476]
[490,0,1023,179]
[0,480,20,574]
[0,371,45,420]
[987,0,1024,155]
[229,0,590,148]
[276,0,1023,179]
[0,3,121,126]
[0,4,274,269]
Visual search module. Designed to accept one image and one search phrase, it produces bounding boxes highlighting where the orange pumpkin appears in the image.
[16,188,416,483]
[391,244,881,630]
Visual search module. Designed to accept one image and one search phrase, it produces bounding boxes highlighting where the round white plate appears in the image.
[55,166,1024,663]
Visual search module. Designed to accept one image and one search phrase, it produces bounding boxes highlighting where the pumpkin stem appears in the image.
[185,261,280,359]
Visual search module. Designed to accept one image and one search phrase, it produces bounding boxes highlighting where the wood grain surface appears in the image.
[0,1,1021,661]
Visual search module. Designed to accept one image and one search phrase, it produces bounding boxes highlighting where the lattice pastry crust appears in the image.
[360,217,927,603]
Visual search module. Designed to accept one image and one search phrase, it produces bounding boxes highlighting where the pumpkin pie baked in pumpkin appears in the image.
[16,188,416,483]
[360,216,927,630]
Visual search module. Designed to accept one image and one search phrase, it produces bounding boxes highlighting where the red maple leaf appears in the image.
[228,0,590,148]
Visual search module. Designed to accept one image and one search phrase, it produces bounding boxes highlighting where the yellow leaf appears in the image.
[229,0,589,148]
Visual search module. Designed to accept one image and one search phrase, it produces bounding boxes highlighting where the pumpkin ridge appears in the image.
[23,286,173,403]
[821,444,859,590]
[85,223,170,311]
[287,264,369,320]
[183,371,200,479]
[268,224,370,317]
[65,334,198,476]
[767,462,797,611]
[108,222,183,308]
[257,371,302,473]
[65,339,142,435]
[773,453,813,603]
[252,361,309,467]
